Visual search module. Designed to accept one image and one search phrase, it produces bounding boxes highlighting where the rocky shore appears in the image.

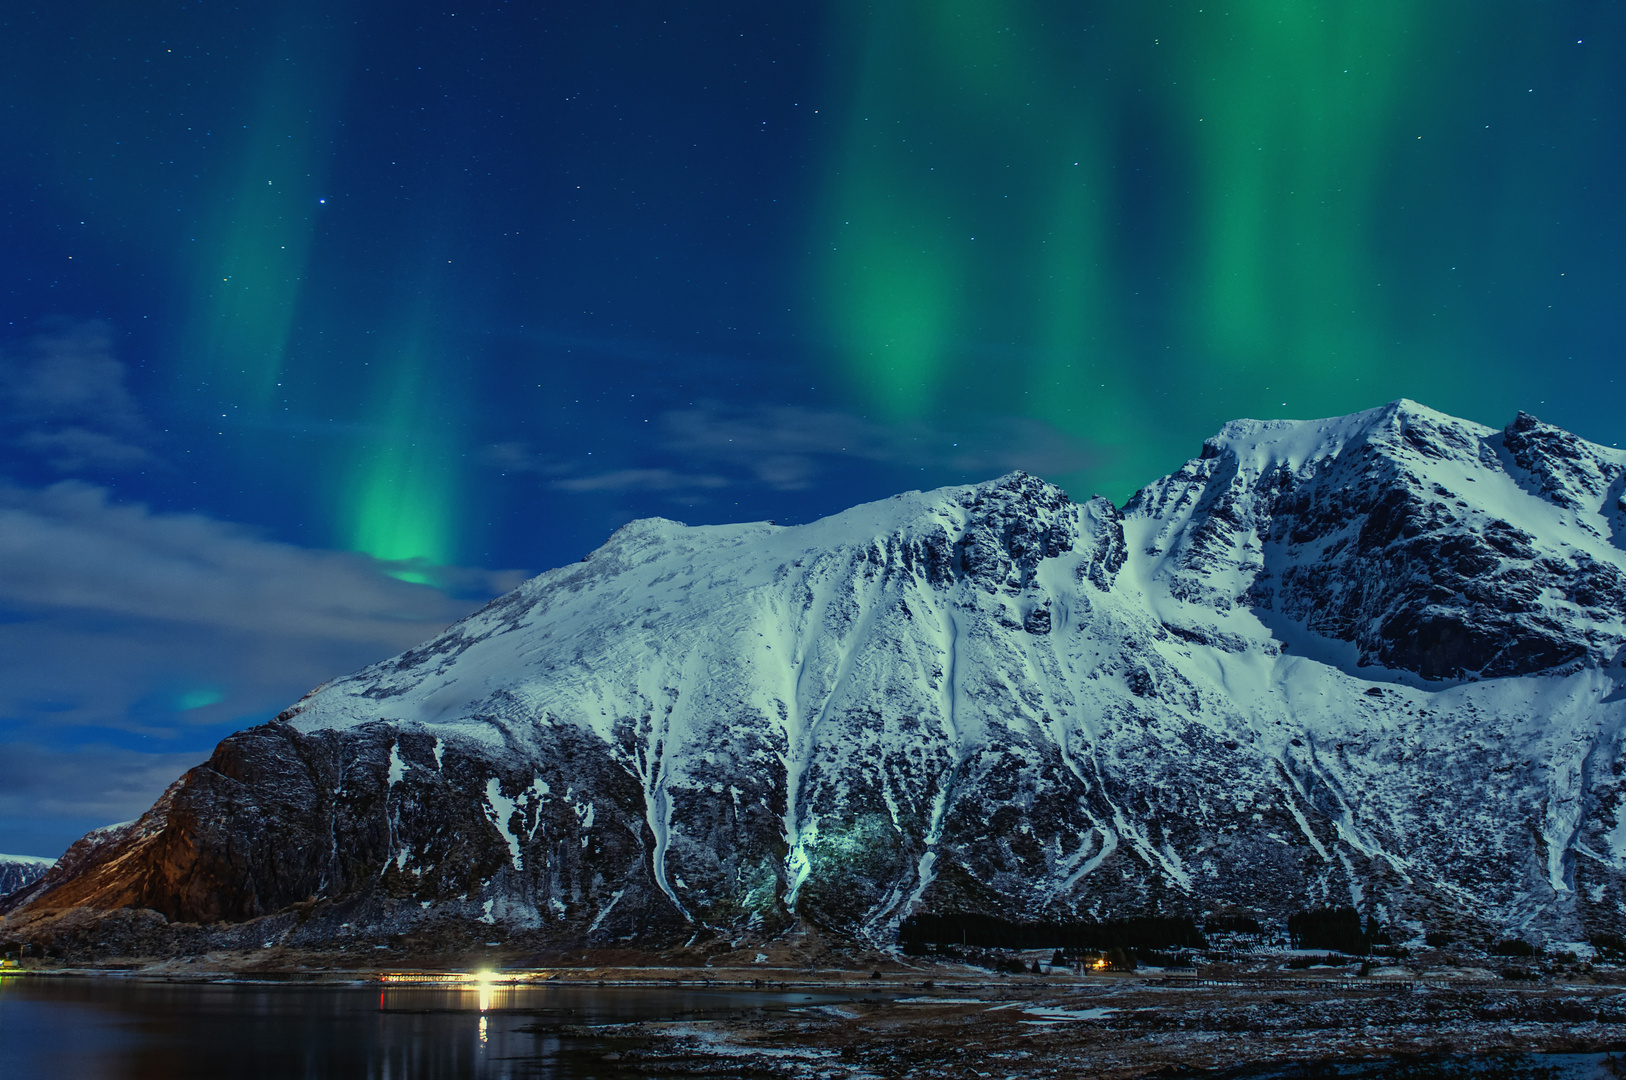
[9,945,1626,1078]
[581,979,1626,1079]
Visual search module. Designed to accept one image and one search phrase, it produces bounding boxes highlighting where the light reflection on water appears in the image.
[8,976,1626,1078]
[0,974,855,1079]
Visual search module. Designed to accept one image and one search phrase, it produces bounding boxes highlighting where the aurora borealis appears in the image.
[820,1,1626,494]
[2,1,1625,854]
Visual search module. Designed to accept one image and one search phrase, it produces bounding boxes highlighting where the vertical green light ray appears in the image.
[1026,112,1137,483]
[821,0,1037,419]
[1179,1,1417,405]
[180,6,345,410]
[813,0,1474,500]
[828,177,961,419]
[820,1,1174,495]
[343,331,458,570]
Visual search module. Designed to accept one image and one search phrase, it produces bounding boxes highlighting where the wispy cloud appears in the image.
[660,403,1094,488]
[482,441,575,477]
[486,403,1096,497]
[14,427,153,470]
[0,480,513,642]
[552,468,731,493]
[0,480,521,853]
[0,744,206,843]
[486,443,730,495]
[0,321,155,471]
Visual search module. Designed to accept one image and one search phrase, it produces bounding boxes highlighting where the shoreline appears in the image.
[13,962,1626,1076]
[11,960,1618,989]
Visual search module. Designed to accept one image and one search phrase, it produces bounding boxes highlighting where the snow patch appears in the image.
[1283,791,1330,861]
[587,889,626,934]
[1021,1006,1117,1025]
[485,778,522,869]
[1607,813,1626,866]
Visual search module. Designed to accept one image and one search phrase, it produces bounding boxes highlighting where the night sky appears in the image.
[3,1,1624,856]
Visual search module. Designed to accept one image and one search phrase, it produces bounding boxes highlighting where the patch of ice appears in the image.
[1021,1006,1117,1024]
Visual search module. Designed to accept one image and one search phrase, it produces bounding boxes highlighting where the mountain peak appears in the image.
[1198,399,1495,477]
[8,400,1626,961]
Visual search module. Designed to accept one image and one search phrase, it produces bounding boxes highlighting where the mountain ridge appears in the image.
[7,399,1626,958]
[0,854,55,901]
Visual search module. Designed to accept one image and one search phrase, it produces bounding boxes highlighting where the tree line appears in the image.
[899,912,1207,953]
[1286,906,1385,955]
[902,907,1392,955]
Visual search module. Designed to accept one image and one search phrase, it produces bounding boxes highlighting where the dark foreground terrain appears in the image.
[11,944,1626,1079]
[573,978,1626,1079]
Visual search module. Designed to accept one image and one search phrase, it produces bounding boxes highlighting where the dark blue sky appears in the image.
[3,0,1625,856]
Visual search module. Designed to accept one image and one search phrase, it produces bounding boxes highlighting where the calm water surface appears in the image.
[8,975,1626,1078]
[0,974,858,1078]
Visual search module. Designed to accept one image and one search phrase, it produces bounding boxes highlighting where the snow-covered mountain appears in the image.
[0,852,53,891]
[0,854,54,900]
[8,400,1626,953]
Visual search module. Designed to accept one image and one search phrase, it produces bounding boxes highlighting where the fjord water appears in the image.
[0,976,852,1079]
[6,976,1626,1079]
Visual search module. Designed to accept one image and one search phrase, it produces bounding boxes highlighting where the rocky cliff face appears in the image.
[8,400,1626,954]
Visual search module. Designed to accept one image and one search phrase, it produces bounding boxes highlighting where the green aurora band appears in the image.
[818,1,1612,497]
[179,3,345,411]
[168,5,462,569]
[343,327,460,573]
[11,1,1613,575]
